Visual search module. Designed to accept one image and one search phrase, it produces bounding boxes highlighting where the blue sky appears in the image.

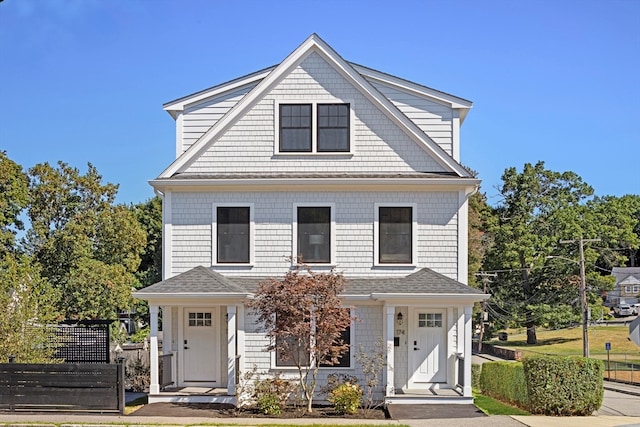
[1,0,638,205]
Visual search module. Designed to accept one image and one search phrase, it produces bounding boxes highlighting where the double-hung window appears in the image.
[295,205,333,264]
[214,205,253,264]
[375,204,416,265]
[278,103,350,153]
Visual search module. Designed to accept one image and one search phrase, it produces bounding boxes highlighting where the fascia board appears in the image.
[158,34,471,179]
[353,65,472,108]
[370,293,489,304]
[163,68,274,116]
[133,292,251,304]
[149,177,481,192]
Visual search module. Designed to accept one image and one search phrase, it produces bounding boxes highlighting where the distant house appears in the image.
[134,34,488,405]
[607,267,640,306]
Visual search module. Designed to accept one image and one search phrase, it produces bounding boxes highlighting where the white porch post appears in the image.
[149,304,160,394]
[463,306,473,397]
[385,305,395,396]
[227,305,237,395]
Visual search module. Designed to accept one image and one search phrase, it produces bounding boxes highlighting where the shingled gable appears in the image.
[157,33,472,180]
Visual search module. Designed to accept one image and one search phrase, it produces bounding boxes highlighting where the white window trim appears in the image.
[274,100,355,155]
[212,203,254,266]
[374,203,418,267]
[292,203,336,266]
[271,309,355,369]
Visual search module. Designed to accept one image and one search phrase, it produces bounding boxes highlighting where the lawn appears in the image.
[493,325,640,362]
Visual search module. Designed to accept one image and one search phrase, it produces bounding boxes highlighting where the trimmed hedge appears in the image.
[523,355,604,416]
[479,361,528,409]
[471,363,481,389]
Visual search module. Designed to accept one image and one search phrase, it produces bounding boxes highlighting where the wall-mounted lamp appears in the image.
[396,312,403,325]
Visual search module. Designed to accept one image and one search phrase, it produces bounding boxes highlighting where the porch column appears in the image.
[227,305,237,395]
[149,304,160,394]
[385,305,395,396]
[463,306,473,397]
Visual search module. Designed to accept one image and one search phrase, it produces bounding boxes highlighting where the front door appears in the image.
[182,308,218,385]
[408,309,446,385]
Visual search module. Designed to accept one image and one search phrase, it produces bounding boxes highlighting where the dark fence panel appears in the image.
[0,363,124,413]
[54,320,112,364]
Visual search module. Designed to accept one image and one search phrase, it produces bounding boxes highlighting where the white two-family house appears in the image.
[134,34,488,406]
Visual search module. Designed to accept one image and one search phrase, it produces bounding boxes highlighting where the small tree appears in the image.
[248,263,353,413]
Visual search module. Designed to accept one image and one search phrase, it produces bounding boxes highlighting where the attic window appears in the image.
[278,103,351,153]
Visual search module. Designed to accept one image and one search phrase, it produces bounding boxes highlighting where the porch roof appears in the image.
[135,266,486,300]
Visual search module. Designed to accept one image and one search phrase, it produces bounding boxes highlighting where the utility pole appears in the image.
[560,237,600,358]
[476,272,497,353]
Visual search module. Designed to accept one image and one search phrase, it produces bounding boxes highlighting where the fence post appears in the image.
[117,361,125,414]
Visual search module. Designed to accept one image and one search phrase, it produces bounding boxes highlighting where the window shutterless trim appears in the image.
[374,203,417,266]
[275,100,354,155]
[212,203,254,265]
[292,203,336,265]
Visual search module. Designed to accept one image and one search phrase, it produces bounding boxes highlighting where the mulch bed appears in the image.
[130,402,389,419]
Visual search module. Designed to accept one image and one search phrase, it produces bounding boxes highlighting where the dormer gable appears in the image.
[157,34,473,181]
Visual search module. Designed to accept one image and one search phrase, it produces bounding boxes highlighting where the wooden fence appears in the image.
[0,363,125,413]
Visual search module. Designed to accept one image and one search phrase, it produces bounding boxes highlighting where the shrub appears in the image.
[523,355,604,416]
[328,382,362,415]
[252,373,295,414]
[479,361,528,409]
[257,392,281,416]
[471,363,481,389]
[124,354,149,392]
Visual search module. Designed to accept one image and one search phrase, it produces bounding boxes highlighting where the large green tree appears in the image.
[0,251,61,362]
[0,151,29,256]
[485,162,596,344]
[25,162,146,320]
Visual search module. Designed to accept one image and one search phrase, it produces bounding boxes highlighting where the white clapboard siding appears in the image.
[182,52,448,174]
[181,85,257,153]
[370,82,454,156]
[169,190,460,279]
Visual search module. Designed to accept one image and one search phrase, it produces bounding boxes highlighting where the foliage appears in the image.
[124,354,150,392]
[252,373,295,416]
[479,361,528,409]
[354,338,387,413]
[128,326,150,344]
[0,151,29,256]
[24,161,146,320]
[471,363,481,389]
[257,392,281,416]
[328,382,362,415]
[483,161,639,344]
[247,262,353,413]
[523,355,604,415]
[0,254,61,363]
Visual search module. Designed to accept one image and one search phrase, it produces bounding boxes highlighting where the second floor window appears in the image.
[379,206,413,264]
[217,206,250,263]
[279,103,350,153]
[297,206,331,263]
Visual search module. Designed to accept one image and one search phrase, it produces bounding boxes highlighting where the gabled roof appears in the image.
[134,266,248,296]
[158,33,472,180]
[612,267,640,285]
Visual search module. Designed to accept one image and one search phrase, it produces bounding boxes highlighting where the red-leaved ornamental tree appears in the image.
[248,263,354,413]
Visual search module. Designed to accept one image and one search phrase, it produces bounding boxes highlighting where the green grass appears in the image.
[473,391,529,416]
[493,326,640,362]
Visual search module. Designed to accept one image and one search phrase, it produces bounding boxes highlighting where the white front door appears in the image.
[182,308,218,385]
[408,309,446,385]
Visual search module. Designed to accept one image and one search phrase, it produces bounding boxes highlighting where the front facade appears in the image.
[135,34,487,405]
[606,267,640,307]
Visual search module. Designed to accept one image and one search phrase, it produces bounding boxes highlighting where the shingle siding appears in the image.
[182,52,448,174]
[169,190,459,278]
